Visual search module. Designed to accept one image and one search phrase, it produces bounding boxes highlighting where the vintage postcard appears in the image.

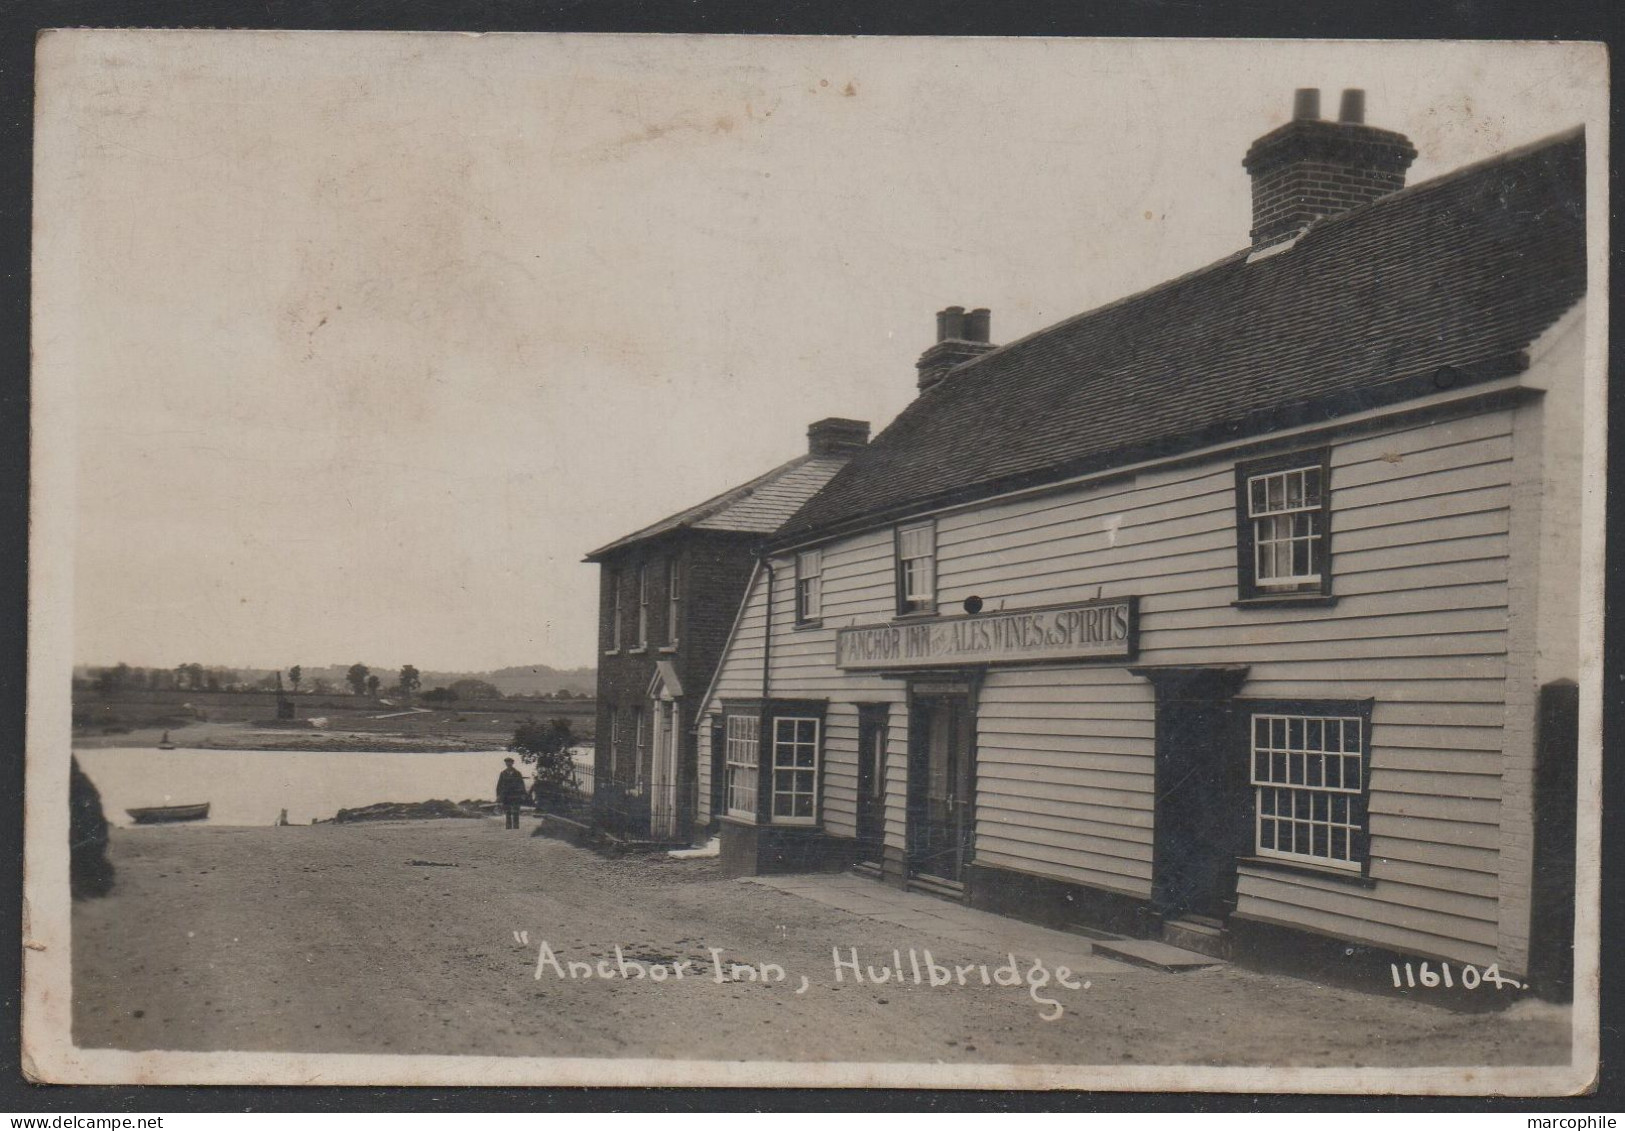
[23,32,1607,1092]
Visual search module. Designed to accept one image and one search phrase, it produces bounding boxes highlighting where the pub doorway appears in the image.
[855,705,889,868]
[648,697,680,841]
[1134,665,1251,933]
[645,661,685,843]
[906,684,976,893]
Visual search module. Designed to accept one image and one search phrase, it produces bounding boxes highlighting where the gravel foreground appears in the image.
[71,819,1573,1067]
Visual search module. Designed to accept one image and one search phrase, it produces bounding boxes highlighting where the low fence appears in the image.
[548,762,684,843]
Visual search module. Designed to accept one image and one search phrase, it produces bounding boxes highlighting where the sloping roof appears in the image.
[775,127,1586,546]
[584,452,852,560]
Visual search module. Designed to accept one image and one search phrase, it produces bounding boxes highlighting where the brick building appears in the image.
[692,91,1589,991]
[584,418,869,843]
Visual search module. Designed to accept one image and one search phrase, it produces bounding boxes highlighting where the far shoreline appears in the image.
[71,721,514,754]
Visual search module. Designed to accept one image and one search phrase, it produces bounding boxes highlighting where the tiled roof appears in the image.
[775,128,1586,545]
[584,453,852,560]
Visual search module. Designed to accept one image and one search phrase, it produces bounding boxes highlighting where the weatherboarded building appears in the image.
[585,418,868,844]
[691,93,1587,986]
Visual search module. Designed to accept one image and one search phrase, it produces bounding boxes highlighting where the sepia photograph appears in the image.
[22,31,1608,1093]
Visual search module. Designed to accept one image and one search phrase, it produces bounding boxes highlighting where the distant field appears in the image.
[72,688,596,745]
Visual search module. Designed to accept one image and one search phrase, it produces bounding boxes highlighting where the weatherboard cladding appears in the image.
[701,401,1543,967]
[775,129,1584,545]
[696,127,1586,968]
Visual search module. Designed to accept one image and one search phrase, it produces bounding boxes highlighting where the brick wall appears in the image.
[591,530,757,835]
[1250,160,1408,249]
[1243,120,1417,251]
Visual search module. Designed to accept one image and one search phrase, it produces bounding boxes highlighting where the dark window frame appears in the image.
[720,698,829,825]
[605,568,623,653]
[794,547,823,627]
[632,704,647,789]
[894,519,938,618]
[718,701,764,821]
[665,556,682,646]
[1237,696,1375,882]
[1233,447,1335,606]
[633,563,650,651]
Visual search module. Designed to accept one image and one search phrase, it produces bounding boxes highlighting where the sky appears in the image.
[34,32,1599,672]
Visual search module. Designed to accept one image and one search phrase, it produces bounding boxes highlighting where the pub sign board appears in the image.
[836,597,1139,671]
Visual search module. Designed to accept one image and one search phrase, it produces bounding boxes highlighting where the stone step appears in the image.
[1091,936,1223,971]
[1161,917,1233,960]
[1064,923,1126,942]
[907,874,966,900]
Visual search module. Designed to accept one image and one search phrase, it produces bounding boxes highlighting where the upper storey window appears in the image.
[635,564,650,648]
[666,558,682,645]
[1236,449,1332,602]
[895,521,937,616]
[795,549,823,625]
[607,569,623,652]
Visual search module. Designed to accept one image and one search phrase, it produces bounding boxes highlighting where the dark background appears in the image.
[1,0,1620,1114]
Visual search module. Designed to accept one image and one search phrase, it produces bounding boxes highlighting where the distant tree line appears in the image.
[80,662,593,701]
[89,663,244,694]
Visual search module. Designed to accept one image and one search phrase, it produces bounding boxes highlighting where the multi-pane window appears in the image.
[633,706,647,789]
[608,570,623,651]
[1236,451,1331,600]
[896,521,936,615]
[666,558,681,644]
[607,708,619,779]
[1249,467,1323,584]
[724,714,760,818]
[636,564,649,648]
[796,549,823,624]
[772,717,821,823]
[1251,712,1366,871]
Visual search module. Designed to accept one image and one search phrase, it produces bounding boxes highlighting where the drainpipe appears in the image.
[756,548,776,826]
[758,549,775,702]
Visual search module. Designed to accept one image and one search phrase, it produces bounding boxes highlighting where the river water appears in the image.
[74,747,583,827]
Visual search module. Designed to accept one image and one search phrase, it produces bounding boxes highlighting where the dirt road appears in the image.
[72,819,1571,1066]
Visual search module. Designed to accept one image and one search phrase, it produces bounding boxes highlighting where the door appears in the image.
[1152,695,1243,921]
[907,693,975,884]
[649,698,679,839]
[856,707,888,864]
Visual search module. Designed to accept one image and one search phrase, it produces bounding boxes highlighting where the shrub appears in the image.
[509,716,580,811]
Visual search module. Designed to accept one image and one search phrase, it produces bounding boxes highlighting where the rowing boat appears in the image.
[126,802,210,824]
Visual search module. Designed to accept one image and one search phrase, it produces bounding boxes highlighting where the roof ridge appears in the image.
[925,248,1251,395]
[931,125,1583,400]
[583,452,817,559]
[777,125,1586,544]
[1289,124,1585,242]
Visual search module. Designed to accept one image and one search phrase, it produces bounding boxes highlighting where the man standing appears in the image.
[496,757,528,830]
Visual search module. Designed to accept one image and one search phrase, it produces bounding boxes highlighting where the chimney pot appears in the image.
[807,417,870,456]
[964,308,991,343]
[1243,89,1416,254]
[1338,88,1366,124]
[917,307,997,393]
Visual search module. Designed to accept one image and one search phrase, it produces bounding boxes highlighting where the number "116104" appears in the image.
[1390,961,1524,991]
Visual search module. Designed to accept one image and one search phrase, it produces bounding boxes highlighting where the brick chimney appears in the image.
[1243,88,1417,254]
[807,417,870,456]
[917,306,995,393]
